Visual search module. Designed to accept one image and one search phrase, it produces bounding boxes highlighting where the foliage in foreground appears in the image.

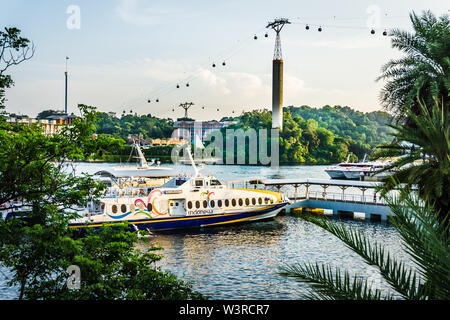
[279,189,450,300]
[374,100,449,223]
[16,223,205,300]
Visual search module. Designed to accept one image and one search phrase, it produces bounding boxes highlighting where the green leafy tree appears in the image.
[0,30,203,299]
[0,27,34,110]
[0,105,203,300]
[375,101,449,224]
[21,225,205,300]
[377,11,450,119]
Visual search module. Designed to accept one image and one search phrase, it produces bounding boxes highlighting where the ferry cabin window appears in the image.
[175,178,186,186]
[238,199,243,206]
[203,201,208,208]
[217,200,223,207]
[112,205,118,213]
[188,201,193,209]
[210,200,215,208]
[195,201,200,209]
[225,199,230,207]
[210,179,221,186]
[195,179,204,187]
[121,204,127,213]
[245,198,250,206]
[258,198,263,204]
[232,199,236,207]
[252,198,256,205]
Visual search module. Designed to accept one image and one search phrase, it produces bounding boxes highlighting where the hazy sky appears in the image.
[0,0,448,120]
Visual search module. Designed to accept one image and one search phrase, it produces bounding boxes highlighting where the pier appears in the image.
[252,178,392,222]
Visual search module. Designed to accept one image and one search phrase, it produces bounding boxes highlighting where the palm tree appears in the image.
[375,100,449,225]
[279,189,450,300]
[377,10,450,120]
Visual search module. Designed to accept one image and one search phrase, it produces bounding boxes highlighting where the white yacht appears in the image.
[325,155,389,180]
[94,143,175,178]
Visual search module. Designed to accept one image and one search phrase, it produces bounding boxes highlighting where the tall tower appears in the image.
[65,57,69,114]
[266,18,290,131]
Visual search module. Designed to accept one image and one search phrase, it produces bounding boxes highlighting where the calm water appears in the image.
[0,163,413,300]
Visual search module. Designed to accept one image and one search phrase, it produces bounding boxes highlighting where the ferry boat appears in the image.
[69,151,289,232]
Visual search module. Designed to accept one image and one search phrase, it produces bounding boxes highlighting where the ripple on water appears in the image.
[137,216,413,300]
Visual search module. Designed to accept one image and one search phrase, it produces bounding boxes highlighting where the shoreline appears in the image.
[75,159,333,166]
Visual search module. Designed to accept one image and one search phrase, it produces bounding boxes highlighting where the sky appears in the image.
[0,0,448,120]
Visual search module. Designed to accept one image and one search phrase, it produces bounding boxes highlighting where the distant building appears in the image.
[6,112,77,136]
[173,120,237,142]
[147,138,186,147]
[126,134,186,147]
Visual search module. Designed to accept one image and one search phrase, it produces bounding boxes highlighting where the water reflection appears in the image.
[135,216,410,300]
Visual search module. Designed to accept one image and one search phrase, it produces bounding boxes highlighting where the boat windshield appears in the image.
[160,176,189,188]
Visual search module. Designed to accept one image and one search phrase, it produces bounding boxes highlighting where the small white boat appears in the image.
[94,143,175,178]
[326,155,390,180]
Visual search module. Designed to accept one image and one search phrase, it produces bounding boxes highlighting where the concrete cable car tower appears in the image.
[266,18,290,131]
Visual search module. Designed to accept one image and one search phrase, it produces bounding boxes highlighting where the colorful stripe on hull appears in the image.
[69,202,288,232]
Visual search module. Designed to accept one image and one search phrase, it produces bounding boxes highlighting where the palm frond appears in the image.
[299,214,425,299]
[279,262,389,300]
[383,191,450,299]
